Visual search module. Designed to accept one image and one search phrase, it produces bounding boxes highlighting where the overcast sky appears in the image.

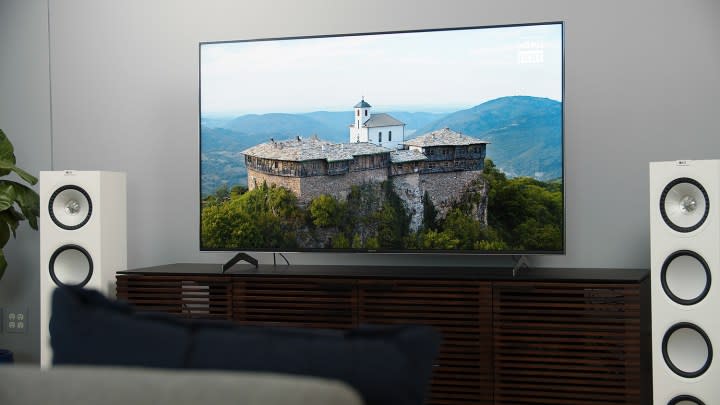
[201,23,562,115]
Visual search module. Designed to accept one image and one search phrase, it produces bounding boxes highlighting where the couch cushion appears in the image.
[50,286,191,368]
[0,365,363,405]
[50,286,440,405]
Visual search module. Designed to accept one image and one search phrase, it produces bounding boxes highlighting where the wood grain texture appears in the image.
[116,270,648,405]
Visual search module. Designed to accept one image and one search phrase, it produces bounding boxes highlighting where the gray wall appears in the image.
[2,0,719,362]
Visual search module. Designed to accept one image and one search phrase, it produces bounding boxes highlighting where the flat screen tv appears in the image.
[200,22,564,255]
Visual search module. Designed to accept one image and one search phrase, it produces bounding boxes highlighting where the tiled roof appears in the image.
[390,149,427,163]
[363,113,405,128]
[404,128,489,147]
[354,99,372,108]
[242,136,390,162]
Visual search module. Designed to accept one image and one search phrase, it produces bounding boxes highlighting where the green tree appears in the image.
[201,184,302,249]
[230,185,248,197]
[214,184,230,201]
[365,236,380,249]
[482,158,563,251]
[351,233,363,249]
[373,181,411,248]
[309,194,345,228]
[331,233,350,248]
[473,239,508,251]
[436,208,506,251]
[422,191,438,230]
[416,229,460,250]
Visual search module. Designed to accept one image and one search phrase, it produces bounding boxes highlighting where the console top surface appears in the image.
[118,263,649,282]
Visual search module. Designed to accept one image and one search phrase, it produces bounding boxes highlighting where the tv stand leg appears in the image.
[222,252,259,272]
[511,255,530,277]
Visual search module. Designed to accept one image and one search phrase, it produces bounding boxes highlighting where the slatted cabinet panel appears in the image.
[117,267,648,405]
[358,280,493,405]
[492,282,643,405]
[231,277,356,329]
[116,274,233,320]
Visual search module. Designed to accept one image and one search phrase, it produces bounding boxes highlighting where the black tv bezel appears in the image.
[198,21,565,256]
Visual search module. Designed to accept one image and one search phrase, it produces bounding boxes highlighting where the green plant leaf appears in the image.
[0,158,38,185]
[0,130,40,281]
[0,220,10,248]
[0,250,6,280]
[0,182,14,211]
[0,180,40,230]
[0,129,16,177]
[0,129,15,161]
[0,159,12,178]
[0,207,22,232]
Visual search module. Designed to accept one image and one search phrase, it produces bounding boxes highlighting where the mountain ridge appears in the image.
[201,95,562,196]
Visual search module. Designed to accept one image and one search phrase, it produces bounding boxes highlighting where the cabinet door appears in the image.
[232,277,356,329]
[358,279,493,405]
[116,274,233,320]
[493,282,643,405]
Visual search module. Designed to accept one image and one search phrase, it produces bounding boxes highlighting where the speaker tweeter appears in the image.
[48,185,93,230]
[660,177,709,233]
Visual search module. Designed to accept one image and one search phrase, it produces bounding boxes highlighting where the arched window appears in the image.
[365,109,368,116]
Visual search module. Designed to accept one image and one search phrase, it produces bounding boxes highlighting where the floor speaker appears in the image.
[650,160,719,404]
[40,171,126,367]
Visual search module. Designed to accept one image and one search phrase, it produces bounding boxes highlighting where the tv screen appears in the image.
[200,22,564,254]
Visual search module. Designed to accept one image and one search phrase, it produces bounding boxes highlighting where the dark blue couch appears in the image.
[50,286,440,405]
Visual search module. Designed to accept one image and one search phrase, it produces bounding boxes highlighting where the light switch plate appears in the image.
[6,307,27,334]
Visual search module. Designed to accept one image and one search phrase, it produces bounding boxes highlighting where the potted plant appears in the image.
[0,128,40,281]
[0,128,39,364]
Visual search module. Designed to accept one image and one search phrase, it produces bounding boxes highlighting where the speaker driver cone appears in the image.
[668,395,706,405]
[660,178,709,233]
[48,185,93,230]
[661,250,711,305]
[662,322,713,378]
[48,244,93,287]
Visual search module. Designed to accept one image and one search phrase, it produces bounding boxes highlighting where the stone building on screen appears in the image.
[242,100,489,230]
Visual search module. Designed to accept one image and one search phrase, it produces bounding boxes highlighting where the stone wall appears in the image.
[248,167,487,227]
[419,170,486,221]
[391,173,423,231]
[300,168,388,204]
[247,168,302,196]
[249,167,388,205]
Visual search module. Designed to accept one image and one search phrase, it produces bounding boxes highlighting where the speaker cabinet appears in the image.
[650,160,719,404]
[40,171,127,367]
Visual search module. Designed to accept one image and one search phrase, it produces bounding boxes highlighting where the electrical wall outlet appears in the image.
[6,308,27,334]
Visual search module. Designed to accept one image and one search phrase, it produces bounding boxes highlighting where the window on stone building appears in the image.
[389,131,392,141]
[378,132,382,143]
